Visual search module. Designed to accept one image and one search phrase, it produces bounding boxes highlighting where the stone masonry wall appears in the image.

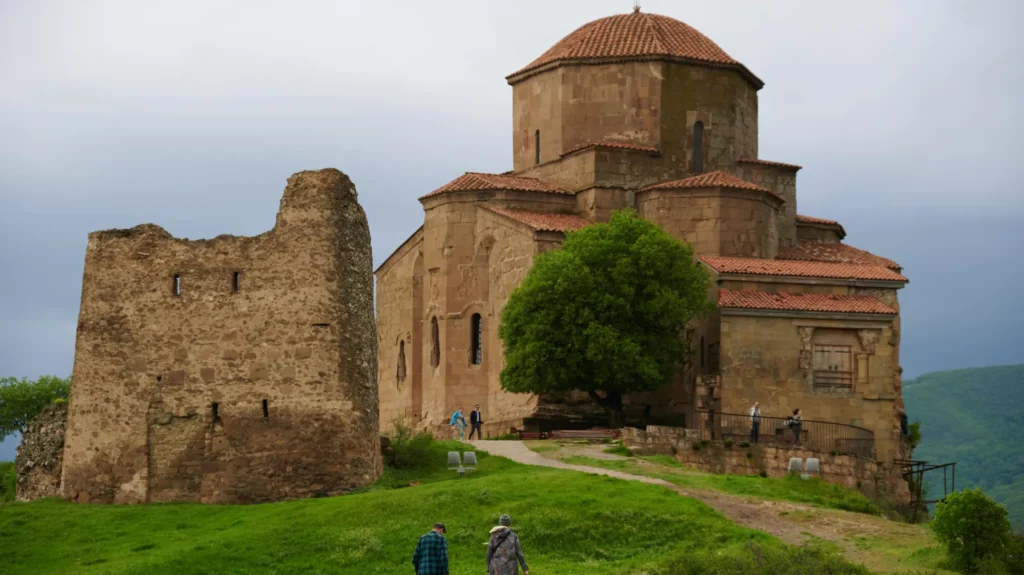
[717,310,903,463]
[62,168,382,504]
[637,188,780,258]
[375,230,423,430]
[622,425,910,503]
[15,402,68,501]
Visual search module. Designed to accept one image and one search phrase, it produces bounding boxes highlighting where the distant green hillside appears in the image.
[903,364,1024,529]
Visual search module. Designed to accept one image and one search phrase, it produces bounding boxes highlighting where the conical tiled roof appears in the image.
[507,11,761,87]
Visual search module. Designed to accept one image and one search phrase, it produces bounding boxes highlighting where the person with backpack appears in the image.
[449,407,466,441]
[486,514,528,575]
[787,408,803,446]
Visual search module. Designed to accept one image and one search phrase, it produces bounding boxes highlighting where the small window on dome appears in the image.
[693,121,704,173]
[535,130,541,165]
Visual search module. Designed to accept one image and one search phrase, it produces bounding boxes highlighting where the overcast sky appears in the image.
[2,0,1022,459]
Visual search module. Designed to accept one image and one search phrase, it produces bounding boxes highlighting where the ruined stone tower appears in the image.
[61,168,382,504]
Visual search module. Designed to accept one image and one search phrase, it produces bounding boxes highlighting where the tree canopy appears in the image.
[498,209,712,420]
[0,375,71,441]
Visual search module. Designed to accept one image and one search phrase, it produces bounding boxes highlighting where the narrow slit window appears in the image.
[430,317,440,367]
[211,402,219,421]
[397,340,407,382]
[173,274,181,296]
[700,336,705,368]
[262,399,269,420]
[535,130,541,165]
[232,271,240,293]
[693,121,704,173]
[470,313,482,365]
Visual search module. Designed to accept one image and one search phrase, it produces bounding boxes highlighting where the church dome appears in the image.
[507,10,761,87]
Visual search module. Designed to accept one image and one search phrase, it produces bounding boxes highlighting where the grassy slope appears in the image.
[0,441,862,575]
[561,454,881,515]
[523,442,955,574]
[903,364,1024,528]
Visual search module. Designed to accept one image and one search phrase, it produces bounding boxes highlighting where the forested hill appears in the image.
[903,364,1024,528]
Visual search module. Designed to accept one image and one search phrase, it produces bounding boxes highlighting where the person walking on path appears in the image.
[486,514,528,575]
[749,401,762,443]
[788,408,803,446]
[412,522,449,575]
[469,404,484,440]
[450,407,466,441]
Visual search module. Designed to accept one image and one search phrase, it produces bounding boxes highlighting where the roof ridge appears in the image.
[718,288,898,315]
[639,171,774,195]
[700,255,908,282]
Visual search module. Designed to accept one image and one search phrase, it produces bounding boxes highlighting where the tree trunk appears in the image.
[588,390,624,428]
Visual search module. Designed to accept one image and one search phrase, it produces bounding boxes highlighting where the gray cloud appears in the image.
[2,0,1022,459]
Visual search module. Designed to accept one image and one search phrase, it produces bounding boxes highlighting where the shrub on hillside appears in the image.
[908,421,923,450]
[386,422,434,470]
[0,462,15,503]
[932,488,1013,572]
[0,376,71,441]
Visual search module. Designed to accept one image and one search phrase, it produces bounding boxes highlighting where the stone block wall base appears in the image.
[621,426,910,504]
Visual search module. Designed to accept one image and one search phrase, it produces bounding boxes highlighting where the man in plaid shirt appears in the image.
[412,522,449,575]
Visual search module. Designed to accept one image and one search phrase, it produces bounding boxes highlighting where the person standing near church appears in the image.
[450,407,466,441]
[749,401,762,443]
[469,404,483,440]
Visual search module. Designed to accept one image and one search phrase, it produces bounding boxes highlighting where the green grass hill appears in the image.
[0,439,918,575]
[903,364,1024,529]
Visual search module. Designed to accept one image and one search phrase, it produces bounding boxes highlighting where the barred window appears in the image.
[470,314,482,365]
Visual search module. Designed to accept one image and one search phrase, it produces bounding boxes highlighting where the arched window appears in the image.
[693,121,704,173]
[397,340,407,383]
[430,317,440,367]
[470,314,482,365]
[535,130,541,165]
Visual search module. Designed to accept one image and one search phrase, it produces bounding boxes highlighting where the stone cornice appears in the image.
[720,307,897,322]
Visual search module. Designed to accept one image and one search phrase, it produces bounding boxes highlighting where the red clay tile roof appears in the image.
[701,256,908,282]
[507,11,761,87]
[737,158,802,171]
[561,140,660,157]
[640,171,775,195]
[719,289,897,315]
[796,214,841,226]
[778,241,901,271]
[481,206,591,232]
[420,172,570,200]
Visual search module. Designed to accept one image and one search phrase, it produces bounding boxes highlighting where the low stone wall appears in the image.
[622,425,910,503]
[15,402,68,501]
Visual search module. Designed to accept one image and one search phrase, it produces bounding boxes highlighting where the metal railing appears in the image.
[694,410,875,459]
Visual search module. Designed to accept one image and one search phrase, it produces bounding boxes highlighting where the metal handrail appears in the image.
[694,410,876,459]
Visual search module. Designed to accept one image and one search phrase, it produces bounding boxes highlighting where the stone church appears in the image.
[375,10,909,462]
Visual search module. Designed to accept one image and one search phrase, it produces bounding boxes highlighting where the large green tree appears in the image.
[0,375,71,441]
[499,209,712,425]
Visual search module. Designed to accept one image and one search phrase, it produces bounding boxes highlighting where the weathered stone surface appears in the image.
[372,11,908,465]
[621,425,910,503]
[61,168,382,505]
[15,402,67,501]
